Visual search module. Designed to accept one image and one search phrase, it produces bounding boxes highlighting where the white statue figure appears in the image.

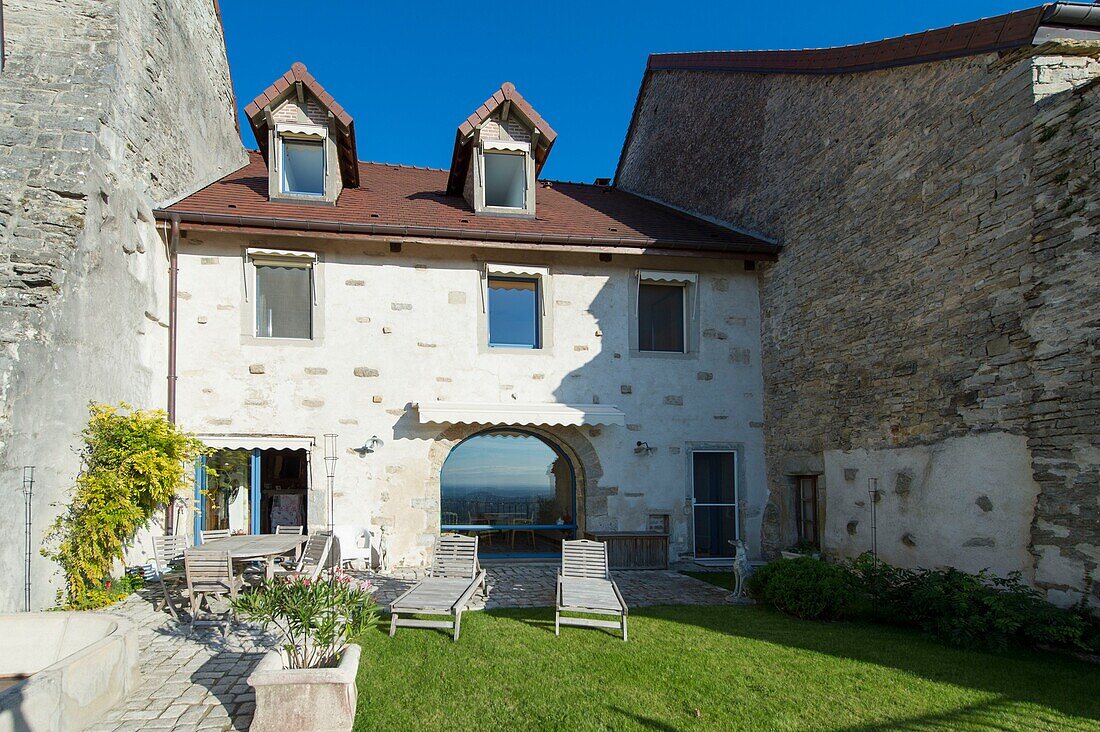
[728,539,751,601]
[375,524,391,575]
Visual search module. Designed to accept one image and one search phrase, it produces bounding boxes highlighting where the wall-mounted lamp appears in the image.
[353,435,385,456]
[634,441,656,456]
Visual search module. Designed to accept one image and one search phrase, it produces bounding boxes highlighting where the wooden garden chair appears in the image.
[556,539,628,641]
[184,549,240,636]
[200,528,231,543]
[146,533,188,620]
[274,525,303,535]
[273,532,331,581]
[388,534,486,641]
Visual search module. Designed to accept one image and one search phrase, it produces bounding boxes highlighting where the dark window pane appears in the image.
[638,282,685,352]
[484,152,526,208]
[488,276,539,348]
[693,451,737,504]
[256,264,312,339]
[693,506,737,558]
[282,139,325,195]
[441,431,574,527]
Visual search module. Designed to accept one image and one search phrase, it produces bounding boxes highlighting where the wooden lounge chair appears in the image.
[389,534,486,641]
[556,539,628,641]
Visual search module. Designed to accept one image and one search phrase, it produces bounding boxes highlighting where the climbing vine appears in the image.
[42,402,209,607]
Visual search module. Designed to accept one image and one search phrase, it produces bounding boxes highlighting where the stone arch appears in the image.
[425,423,603,536]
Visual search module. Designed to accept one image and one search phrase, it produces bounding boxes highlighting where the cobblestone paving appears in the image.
[87,566,730,731]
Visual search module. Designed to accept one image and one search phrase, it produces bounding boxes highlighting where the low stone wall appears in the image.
[0,612,139,732]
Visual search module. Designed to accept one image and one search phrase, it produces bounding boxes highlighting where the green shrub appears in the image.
[904,568,1089,651]
[59,573,144,611]
[846,553,1092,652]
[42,402,208,607]
[747,557,858,621]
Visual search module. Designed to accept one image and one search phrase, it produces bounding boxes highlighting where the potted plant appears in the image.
[780,540,822,561]
[233,569,379,732]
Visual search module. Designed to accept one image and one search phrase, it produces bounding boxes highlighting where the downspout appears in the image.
[166,215,180,533]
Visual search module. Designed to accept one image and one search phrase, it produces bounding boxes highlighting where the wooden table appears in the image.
[198,534,308,580]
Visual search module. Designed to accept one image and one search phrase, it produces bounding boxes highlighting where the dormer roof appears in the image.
[446,82,557,196]
[243,62,360,188]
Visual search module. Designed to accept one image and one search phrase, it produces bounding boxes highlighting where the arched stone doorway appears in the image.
[426,424,602,556]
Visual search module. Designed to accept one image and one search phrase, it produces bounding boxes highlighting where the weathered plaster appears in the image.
[173,235,768,567]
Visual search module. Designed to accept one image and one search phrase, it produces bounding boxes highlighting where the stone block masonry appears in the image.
[0,0,246,611]
[618,44,1100,605]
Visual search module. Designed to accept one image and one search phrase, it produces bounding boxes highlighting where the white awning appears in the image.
[638,269,698,284]
[247,247,317,267]
[415,402,625,427]
[486,263,549,278]
[198,435,315,451]
[275,122,327,139]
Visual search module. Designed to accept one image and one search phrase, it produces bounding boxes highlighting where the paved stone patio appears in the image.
[87,565,730,731]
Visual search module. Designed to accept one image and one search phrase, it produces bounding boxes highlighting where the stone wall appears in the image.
[0,0,245,611]
[617,45,1100,605]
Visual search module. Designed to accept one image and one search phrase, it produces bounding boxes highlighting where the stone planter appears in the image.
[247,643,360,732]
[780,551,821,560]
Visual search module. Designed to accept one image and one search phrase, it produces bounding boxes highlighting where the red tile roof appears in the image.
[644,6,1051,75]
[160,152,776,257]
[447,82,557,196]
[243,62,360,188]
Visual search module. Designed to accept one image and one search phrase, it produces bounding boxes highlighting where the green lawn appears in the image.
[353,605,1100,731]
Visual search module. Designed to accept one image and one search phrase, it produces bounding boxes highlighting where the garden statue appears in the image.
[375,524,391,574]
[727,539,751,602]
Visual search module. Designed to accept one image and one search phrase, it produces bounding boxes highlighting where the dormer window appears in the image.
[482,145,529,210]
[243,63,359,205]
[446,82,556,220]
[276,124,327,197]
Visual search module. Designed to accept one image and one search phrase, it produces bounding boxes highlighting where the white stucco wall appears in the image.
[823,432,1040,579]
[172,233,767,567]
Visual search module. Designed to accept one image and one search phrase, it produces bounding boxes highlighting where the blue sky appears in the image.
[221,1,1041,183]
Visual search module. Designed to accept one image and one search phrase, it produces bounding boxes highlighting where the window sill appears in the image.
[268,192,336,206]
[629,349,698,361]
[240,334,323,348]
[483,344,547,355]
[475,206,535,219]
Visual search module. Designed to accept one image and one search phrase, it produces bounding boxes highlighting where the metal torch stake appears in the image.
[868,477,880,567]
[22,466,35,612]
[323,434,338,534]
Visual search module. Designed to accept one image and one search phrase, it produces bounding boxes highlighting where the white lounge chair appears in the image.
[388,534,486,641]
[556,539,628,641]
[332,525,371,570]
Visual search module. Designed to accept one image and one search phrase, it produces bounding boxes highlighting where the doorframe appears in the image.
[193,449,262,543]
[249,449,262,535]
[688,446,740,563]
